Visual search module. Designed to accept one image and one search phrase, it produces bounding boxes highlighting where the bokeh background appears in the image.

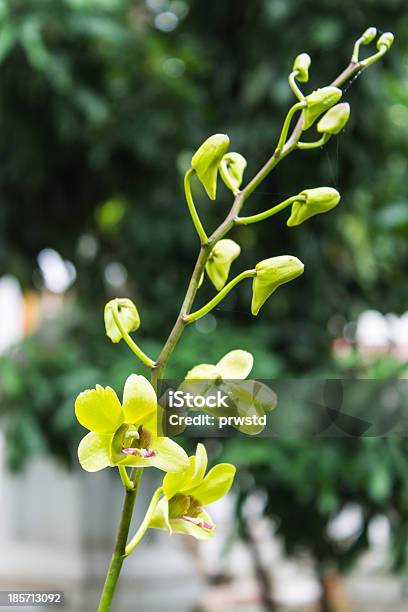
[1,1,408,610]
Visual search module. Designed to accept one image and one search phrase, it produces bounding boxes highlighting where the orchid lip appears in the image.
[181,515,214,530]
[122,448,157,458]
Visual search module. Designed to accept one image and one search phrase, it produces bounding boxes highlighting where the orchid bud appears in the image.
[287,187,340,227]
[206,239,241,291]
[104,298,140,343]
[377,32,394,51]
[292,53,311,83]
[191,134,230,200]
[220,152,247,194]
[361,27,377,44]
[251,256,304,316]
[317,103,350,135]
[302,86,342,130]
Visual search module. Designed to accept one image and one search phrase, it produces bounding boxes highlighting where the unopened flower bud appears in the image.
[104,298,140,343]
[303,86,342,130]
[317,103,350,135]
[361,27,377,44]
[292,53,311,83]
[220,152,247,194]
[206,239,241,291]
[191,134,230,200]
[287,187,340,227]
[377,32,394,51]
[251,256,304,316]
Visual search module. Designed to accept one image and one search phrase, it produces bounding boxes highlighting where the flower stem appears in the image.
[236,195,303,225]
[125,486,164,556]
[288,71,305,101]
[276,101,306,154]
[297,134,330,150]
[359,44,388,68]
[112,304,155,368]
[184,168,209,244]
[118,466,134,491]
[185,269,256,323]
[98,468,143,612]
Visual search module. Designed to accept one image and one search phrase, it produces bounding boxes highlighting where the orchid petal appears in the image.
[122,374,157,425]
[78,432,113,472]
[75,385,123,434]
[190,463,236,505]
[216,349,254,380]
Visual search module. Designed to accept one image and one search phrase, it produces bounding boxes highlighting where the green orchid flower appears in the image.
[76,374,189,473]
[220,152,247,194]
[302,86,342,130]
[191,134,230,200]
[104,298,140,343]
[317,103,350,135]
[205,239,241,291]
[251,256,304,315]
[182,350,276,435]
[185,349,254,382]
[149,443,236,540]
[287,187,340,227]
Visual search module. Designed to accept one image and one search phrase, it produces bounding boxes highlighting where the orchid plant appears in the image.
[74,29,393,611]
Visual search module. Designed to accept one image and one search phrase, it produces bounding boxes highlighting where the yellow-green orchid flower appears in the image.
[317,103,350,135]
[251,256,304,315]
[220,152,247,194]
[76,374,189,473]
[191,134,230,200]
[287,187,340,227]
[104,298,140,343]
[149,443,236,540]
[182,350,276,435]
[302,86,342,130]
[205,239,241,291]
[185,349,254,382]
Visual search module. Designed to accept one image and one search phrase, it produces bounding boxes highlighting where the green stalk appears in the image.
[288,71,304,101]
[184,168,209,244]
[185,269,256,323]
[98,469,143,612]
[112,305,155,369]
[297,134,330,150]
[236,195,303,225]
[125,487,164,556]
[118,466,134,491]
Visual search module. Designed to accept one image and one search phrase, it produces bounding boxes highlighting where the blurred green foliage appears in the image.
[1,0,408,587]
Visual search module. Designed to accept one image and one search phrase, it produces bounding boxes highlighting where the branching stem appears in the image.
[236,195,304,225]
[112,304,155,368]
[125,487,164,556]
[184,168,209,244]
[185,269,256,323]
[97,47,384,611]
